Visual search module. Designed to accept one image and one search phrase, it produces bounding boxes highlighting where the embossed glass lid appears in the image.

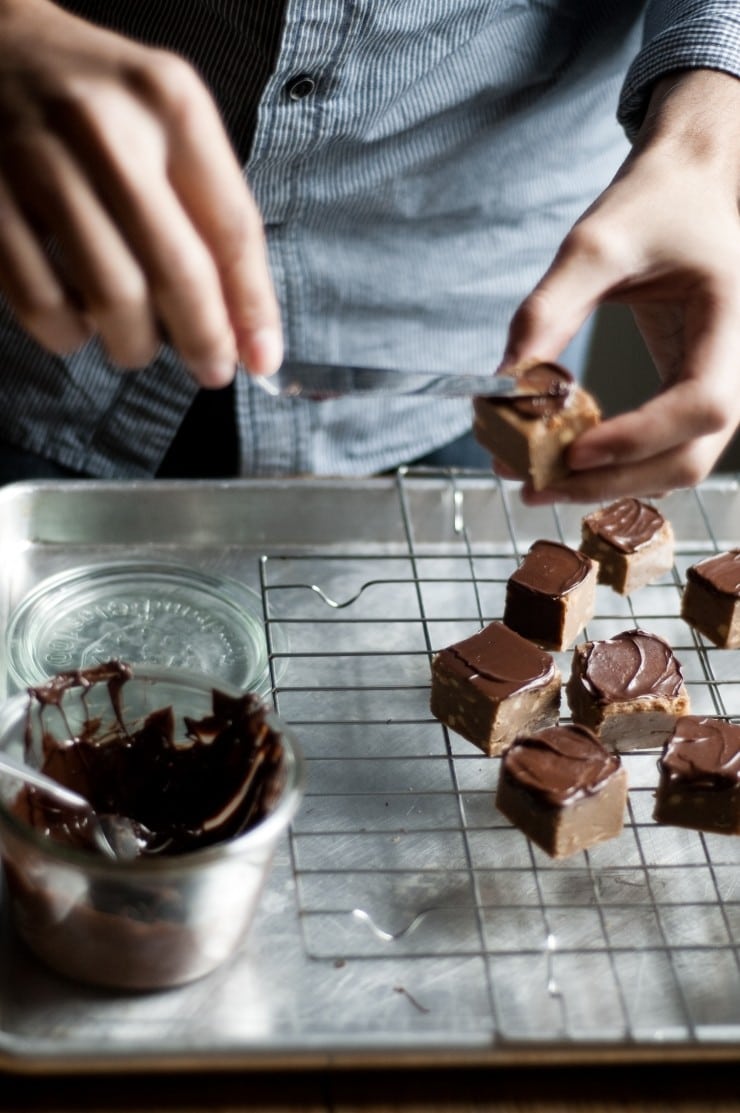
[5,561,281,695]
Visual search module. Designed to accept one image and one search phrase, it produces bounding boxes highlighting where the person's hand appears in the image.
[500,68,740,504]
[0,0,282,385]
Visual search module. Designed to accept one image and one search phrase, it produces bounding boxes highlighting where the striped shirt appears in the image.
[2,1,740,477]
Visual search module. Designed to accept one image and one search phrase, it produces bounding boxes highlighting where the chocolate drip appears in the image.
[14,661,285,858]
[445,621,555,694]
[502,724,621,807]
[579,629,684,705]
[510,540,592,597]
[660,716,740,789]
[584,498,664,553]
[687,550,740,596]
[25,660,134,760]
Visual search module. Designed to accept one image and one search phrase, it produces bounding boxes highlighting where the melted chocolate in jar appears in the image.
[582,629,684,705]
[14,661,284,858]
[504,724,621,807]
[588,498,664,553]
[446,621,556,695]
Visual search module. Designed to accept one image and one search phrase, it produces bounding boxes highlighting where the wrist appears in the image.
[634,69,740,184]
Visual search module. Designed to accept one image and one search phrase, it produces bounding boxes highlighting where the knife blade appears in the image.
[252,361,523,399]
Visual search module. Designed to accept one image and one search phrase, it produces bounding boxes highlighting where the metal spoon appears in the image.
[0,749,143,860]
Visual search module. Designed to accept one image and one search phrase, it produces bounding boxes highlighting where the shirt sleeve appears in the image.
[617,0,740,140]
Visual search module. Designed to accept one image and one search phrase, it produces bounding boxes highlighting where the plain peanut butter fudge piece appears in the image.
[654,716,740,834]
[681,549,740,648]
[472,359,601,491]
[430,621,561,757]
[580,497,675,595]
[566,628,690,751]
[495,724,628,859]
[503,539,598,651]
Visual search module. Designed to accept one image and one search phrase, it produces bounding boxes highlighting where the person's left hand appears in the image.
[498,68,740,505]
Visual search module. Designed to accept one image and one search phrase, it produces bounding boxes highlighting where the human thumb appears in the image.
[501,225,617,370]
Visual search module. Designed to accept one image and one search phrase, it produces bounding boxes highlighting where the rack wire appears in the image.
[258,469,740,1046]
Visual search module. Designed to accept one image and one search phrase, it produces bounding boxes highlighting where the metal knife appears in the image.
[252,361,522,399]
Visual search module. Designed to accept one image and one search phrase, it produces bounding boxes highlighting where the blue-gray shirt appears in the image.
[2,1,740,476]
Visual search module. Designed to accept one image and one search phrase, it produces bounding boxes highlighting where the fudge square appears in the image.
[566,628,690,750]
[681,549,740,648]
[654,716,740,834]
[495,724,628,859]
[580,497,674,595]
[472,359,601,491]
[503,539,598,651]
[430,621,561,756]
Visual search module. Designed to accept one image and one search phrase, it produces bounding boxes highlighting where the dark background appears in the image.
[585,305,739,471]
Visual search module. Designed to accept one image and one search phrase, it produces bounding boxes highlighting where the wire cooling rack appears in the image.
[258,470,740,1046]
[1,471,740,1068]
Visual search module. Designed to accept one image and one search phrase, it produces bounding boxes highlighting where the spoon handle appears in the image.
[0,750,90,812]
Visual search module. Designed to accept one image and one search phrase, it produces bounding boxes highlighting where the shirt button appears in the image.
[285,74,317,101]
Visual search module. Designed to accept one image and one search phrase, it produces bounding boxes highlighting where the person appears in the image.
[0,0,738,500]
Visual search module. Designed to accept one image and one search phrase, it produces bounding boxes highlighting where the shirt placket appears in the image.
[239,0,363,475]
[248,0,361,222]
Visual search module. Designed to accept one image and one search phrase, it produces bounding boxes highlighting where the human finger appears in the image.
[102,53,281,378]
[3,131,161,368]
[0,173,91,353]
[46,63,241,385]
[128,53,282,376]
[76,147,239,385]
[136,190,240,387]
[569,289,740,472]
[566,379,729,475]
[502,220,627,368]
[520,427,732,505]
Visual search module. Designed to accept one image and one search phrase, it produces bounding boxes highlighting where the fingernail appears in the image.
[190,358,236,387]
[244,326,283,376]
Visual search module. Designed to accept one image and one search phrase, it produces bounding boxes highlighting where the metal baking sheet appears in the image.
[0,471,739,1072]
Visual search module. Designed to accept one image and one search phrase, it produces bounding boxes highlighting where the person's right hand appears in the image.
[0,0,282,385]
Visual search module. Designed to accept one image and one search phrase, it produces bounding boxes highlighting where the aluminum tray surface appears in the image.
[0,472,739,1072]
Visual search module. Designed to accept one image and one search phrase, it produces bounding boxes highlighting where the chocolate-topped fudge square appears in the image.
[566,628,690,750]
[430,621,561,756]
[654,716,740,834]
[503,539,598,651]
[580,497,674,595]
[473,359,601,491]
[495,724,628,859]
[681,549,740,648]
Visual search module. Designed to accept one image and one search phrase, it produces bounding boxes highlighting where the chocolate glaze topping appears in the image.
[584,498,665,554]
[578,629,685,705]
[502,724,621,807]
[687,550,740,596]
[510,539,592,597]
[443,621,556,695]
[14,661,285,858]
[660,716,740,789]
[488,361,573,419]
